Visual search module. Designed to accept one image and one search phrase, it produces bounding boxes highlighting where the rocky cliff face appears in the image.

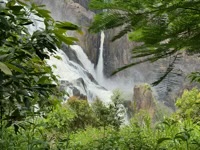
[133,84,156,119]
[103,29,136,77]
[105,31,200,108]
[34,0,100,65]
[33,0,200,106]
[72,0,90,10]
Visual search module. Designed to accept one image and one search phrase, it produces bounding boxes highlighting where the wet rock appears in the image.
[72,0,90,10]
[61,44,83,67]
[72,87,87,100]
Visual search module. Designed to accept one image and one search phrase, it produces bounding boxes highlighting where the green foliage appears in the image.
[155,118,200,150]
[64,93,126,131]
[0,104,74,150]
[111,89,125,105]
[89,0,200,84]
[40,104,75,149]
[92,90,125,130]
[175,88,200,121]
[1,89,200,149]
[1,1,200,149]
[0,120,50,150]
[69,126,118,150]
[66,97,97,130]
[68,109,200,150]
[0,0,79,124]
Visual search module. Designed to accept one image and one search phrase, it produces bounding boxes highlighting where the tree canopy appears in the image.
[0,0,79,125]
[89,0,200,84]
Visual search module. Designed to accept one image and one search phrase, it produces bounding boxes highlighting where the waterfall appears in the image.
[96,31,105,84]
[70,45,95,77]
[47,50,112,103]
[27,13,112,103]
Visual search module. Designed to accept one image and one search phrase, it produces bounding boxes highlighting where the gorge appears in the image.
[34,0,200,108]
[1,1,200,149]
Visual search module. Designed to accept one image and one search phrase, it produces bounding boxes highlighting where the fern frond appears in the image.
[111,24,132,41]
[89,12,130,33]
[90,0,200,85]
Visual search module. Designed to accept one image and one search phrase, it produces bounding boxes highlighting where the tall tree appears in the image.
[89,0,200,84]
[0,0,79,125]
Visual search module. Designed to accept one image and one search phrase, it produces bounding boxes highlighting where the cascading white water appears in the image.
[27,13,112,103]
[70,45,95,77]
[47,50,112,103]
[5,0,129,123]
[93,31,135,93]
[96,31,105,84]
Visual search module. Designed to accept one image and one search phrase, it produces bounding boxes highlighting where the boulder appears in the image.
[133,84,156,119]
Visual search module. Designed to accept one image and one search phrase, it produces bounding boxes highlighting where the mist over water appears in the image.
[28,0,138,104]
[27,0,148,106]
[94,32,136,97]
[27,0,200,113]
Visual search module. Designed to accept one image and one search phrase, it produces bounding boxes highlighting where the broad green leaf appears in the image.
[0,16,10,30]
[55,33,78,45]
[6,0,16,7]
[128,28,144,41]
[37,76,51,84]
[56,21,79,30]
[20,49,32,56]
[35,8,51,19]
[5,62,24,73]
[157,137,171,144]
[17,90,30,96]
[174,131,190,141]
[9,6,24,13]
[0,62,12,75]
[16,0,28,6]
[0,54,9,61]
[174,135,188,141]
[53,28,67,34]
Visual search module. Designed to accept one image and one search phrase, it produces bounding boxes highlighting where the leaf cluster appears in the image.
[89,0,200,84]
[0,0,79,126]
[1,89,200,149]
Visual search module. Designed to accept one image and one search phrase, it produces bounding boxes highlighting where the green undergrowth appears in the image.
[1,88,200,150]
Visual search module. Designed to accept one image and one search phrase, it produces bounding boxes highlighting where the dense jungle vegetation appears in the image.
[0,0,200,149]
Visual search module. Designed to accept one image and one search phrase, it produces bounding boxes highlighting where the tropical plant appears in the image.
[66,97,97,130]
[89,0,200,84]
[0,0,79,126]
[0,104,75,150]
[175,88,200,122]
[0,90,200,150]
[92,91,125,130]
